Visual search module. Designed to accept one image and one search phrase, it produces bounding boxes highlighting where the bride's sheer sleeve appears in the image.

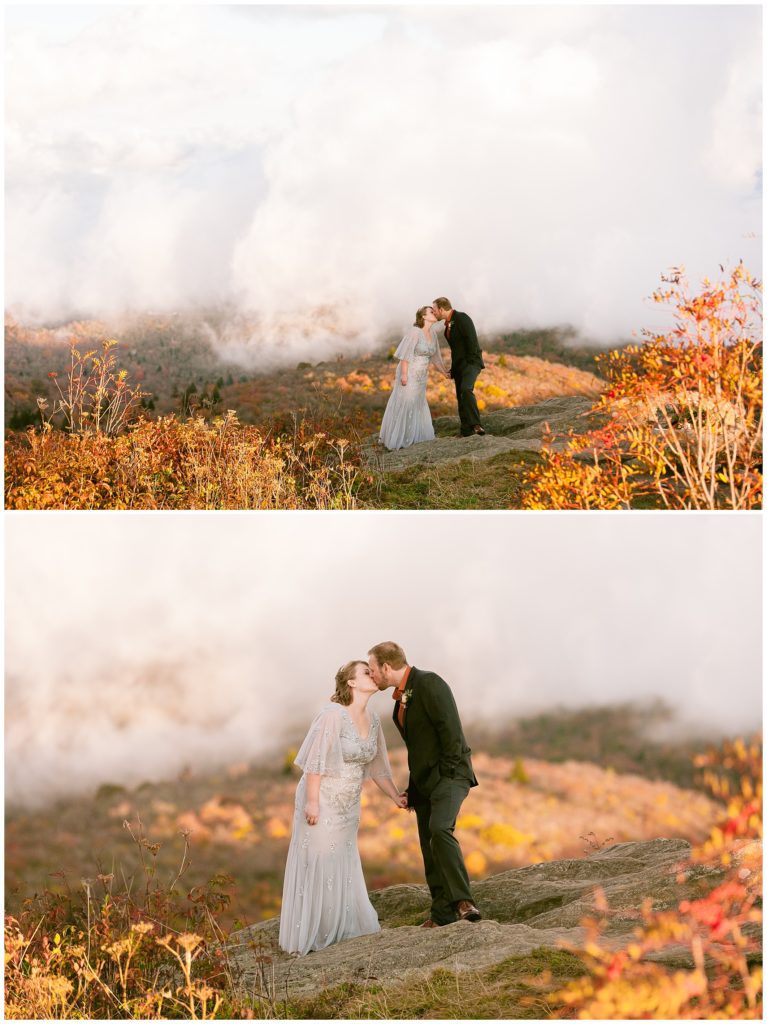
[294,705,345,776]
[429,325,448,373]
[363,714,393,780]
[393,328,418,363]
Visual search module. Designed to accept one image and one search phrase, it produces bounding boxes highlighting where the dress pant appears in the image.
[412,776,474,925]
[452,363,483,434]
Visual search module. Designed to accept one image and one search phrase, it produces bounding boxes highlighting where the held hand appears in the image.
[304,800,319,826]
[394,792,409,809]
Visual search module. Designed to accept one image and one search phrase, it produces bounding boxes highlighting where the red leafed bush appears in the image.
[524,264,762,510]
[551,736,762,1019]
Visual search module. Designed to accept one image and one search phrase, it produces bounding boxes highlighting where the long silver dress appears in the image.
[279,703,393,955]
[379,325,448,450]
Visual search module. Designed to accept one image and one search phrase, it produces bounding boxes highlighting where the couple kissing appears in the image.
[279,642,481,956]
[379,298,486,451]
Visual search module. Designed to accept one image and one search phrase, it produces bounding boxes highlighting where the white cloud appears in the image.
[706,39,763,188]
[4,4,762,357]
[5,514,762,805]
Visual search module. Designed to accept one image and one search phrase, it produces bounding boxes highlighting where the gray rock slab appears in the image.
[225,838,759,1002]
[364,395,601,472]
[229,918,594,1000]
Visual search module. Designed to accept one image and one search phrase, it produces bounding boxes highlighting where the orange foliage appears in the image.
[551,736,763,1019]
[6,334,362,509]
[5,411,359,509]
[524,264,762,509]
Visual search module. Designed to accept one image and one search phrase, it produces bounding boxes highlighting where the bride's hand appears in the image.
[400,375,408,387]
[395,792,409,809]
[304,800,319,826]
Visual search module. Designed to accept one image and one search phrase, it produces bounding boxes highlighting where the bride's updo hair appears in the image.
[331,660,367,706]
[413,305,432,328]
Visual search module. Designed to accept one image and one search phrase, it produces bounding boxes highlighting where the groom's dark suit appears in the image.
[444,311,485,436]
[393,666,478,925]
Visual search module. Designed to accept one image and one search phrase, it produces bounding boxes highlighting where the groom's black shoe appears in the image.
[472,425,486,436]
[456,900,482,922]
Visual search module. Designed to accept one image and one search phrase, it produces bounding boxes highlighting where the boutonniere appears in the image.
[400,688,414,707]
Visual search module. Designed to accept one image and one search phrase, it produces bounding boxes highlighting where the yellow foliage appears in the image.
[456,814,484,830]
[266,817,289,839]
[465,850,488,876]
[480,823,534,848]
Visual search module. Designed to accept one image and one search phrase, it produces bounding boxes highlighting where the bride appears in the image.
[279,661,407,955]
[379,305,450,450]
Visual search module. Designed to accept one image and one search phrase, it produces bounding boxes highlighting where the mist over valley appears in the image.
[5,5,761,353]
[5,514,761,808]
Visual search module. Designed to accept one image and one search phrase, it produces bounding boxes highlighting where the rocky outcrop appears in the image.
[227,838,759,1000]
[363,395,603,473]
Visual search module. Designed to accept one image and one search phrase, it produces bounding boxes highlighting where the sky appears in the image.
[4,3,762,362]
[5,512,762,806]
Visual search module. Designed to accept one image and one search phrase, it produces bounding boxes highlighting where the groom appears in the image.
[368,641,481,927]
[432,297,486,437]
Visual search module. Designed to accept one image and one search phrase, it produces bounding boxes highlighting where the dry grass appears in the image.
[5,412,359,510]
[5,739,759,1019]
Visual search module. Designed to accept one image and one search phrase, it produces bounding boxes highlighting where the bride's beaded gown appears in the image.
[279,703,393,955]
[379,325,447,450]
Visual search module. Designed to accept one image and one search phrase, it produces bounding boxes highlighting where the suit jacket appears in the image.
[445,311,485,372]
[392,666,478,799]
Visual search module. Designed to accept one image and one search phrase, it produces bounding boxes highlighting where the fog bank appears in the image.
[5,5,762,361]
[5,514,762,807]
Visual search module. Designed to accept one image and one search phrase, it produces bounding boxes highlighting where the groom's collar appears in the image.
[392,665,412,700]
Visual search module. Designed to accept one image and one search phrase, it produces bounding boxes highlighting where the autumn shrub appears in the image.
[4,817,250,1020]
[5,411,360,509]
[5,332,363,509]
[550,736,763,1019]
[524,264,762,509]
[38,337,146,436]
